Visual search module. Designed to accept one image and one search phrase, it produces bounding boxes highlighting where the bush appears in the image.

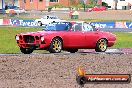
[53,4,64,8]
[102,2,108,7]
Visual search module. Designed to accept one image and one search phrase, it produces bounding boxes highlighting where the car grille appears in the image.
[23,35,35,43]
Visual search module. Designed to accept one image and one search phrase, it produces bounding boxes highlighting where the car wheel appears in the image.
[49,38,62,53]
[38,21,43,26]
[20,48,33,54]
[76,76,87,86]
[95,39,107,52]
[67,49,78,53]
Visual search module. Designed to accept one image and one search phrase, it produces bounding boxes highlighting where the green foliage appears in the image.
[89,0,98,6]
[73,3,84,10]
[102,2,108,7]
[53,4,64,8]
[70,0,78,6]
[113,32,132,48]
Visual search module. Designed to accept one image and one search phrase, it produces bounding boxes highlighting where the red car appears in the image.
[15,21,116,54]
[88,6,107,12]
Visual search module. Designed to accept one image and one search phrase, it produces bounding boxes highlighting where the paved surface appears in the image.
[100,28,132,32]
[0,48,132,56]
[22,10,132,20]
[79,48,132,54]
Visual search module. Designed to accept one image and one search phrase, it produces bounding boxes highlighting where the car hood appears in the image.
[18,31,63,36]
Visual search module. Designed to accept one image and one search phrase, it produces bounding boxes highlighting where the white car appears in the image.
[7,7,26,14]
[14,7,26,14]
[35,15,64,26]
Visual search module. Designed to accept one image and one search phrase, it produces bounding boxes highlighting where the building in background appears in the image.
[19,0,70,10]
[18,0,102,10]
[102,0,132,10]
[0,0,104,11]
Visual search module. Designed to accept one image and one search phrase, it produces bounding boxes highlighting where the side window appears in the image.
[83,23,93,32]
[71,23,82,31]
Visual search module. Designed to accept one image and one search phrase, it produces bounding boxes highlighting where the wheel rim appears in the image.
[52,39,62,52]
[98,39,107,51]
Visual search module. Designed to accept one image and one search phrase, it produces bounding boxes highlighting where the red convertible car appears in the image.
[15,21,116,54]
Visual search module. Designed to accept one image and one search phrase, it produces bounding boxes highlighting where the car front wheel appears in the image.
[20,48,33,54]
[49,38,62,53]
[95,39,107,52]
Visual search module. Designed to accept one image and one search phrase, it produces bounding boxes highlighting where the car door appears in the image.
[83,23,99,48]
[64,22,86,48]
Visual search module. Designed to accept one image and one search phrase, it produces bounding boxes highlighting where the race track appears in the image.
[100,28,132,32]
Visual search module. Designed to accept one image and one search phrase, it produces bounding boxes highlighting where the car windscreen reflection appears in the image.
[44,22,72,31]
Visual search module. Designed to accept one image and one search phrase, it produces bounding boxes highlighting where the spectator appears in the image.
[5,5,8,10]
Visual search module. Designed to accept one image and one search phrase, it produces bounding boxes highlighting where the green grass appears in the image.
[113,32,132,48]
[0,27,41,53]
[0,27,132,53]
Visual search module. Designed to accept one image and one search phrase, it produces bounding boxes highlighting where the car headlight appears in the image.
[41,36,44,41]
[15,35,19,40]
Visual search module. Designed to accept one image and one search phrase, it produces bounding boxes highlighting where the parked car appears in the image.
[35,15,64,26]
[15,21,116,54]
[88,6,107,12]
[6,6,26,14]
[12,7,26,14]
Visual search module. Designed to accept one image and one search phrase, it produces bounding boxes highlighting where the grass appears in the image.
[0,27,132,53]
[113,32,132,48]
[0,27,41,53]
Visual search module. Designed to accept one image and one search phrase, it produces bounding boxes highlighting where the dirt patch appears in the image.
[0,53,132,88]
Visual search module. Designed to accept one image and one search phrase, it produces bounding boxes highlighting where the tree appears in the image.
[70,0,79,6]
[102,2,108,7]
[89,0,98,6]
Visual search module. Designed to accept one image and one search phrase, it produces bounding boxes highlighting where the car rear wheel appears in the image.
[95,39,107,52]
[38,21,43,26]
[20,48,33,54]
[49,38,62,53]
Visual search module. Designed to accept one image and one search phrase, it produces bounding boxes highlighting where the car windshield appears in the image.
[44,22,72,31]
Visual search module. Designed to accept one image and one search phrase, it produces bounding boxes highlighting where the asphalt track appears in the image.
[0,48,132,56]
[100,28,132,32]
